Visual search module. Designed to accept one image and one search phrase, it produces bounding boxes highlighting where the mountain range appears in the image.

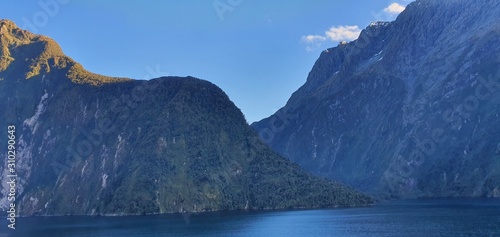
[253,0,500,198]
[0,19,372,216]
[2,0,499,217]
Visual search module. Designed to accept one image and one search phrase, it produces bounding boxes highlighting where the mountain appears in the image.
[252,0,500,199]
[0,19,372,216]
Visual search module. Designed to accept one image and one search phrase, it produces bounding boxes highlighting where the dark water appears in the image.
[3,199,500,237]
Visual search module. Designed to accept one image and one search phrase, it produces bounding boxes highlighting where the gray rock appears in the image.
[252,0,500,198]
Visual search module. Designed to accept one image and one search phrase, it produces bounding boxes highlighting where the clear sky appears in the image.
[0,0,411,123]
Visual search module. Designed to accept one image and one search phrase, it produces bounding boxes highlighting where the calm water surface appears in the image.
[4,198,500,237]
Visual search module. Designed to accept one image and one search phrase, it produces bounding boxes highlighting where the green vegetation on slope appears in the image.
[0,19,372,216]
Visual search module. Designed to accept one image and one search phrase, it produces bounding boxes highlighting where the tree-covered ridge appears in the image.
[0,20,372,216]
[0,19,128,85]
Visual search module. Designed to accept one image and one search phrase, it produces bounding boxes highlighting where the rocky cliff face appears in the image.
[253,0,500,198]
[0,19,372,216]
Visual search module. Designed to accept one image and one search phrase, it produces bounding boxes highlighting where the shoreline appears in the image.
[2,202,376,218]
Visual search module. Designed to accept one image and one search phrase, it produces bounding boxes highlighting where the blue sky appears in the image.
[0,0,410,123]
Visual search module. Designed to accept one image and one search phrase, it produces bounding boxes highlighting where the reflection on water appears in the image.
[3,198,500,237]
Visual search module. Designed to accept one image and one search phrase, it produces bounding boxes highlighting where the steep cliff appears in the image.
[253,0,500,198]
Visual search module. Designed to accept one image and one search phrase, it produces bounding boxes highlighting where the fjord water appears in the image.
[8,199,500,237]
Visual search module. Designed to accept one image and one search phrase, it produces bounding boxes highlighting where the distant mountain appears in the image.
[0,19,372,216]
[252,0,500,198]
